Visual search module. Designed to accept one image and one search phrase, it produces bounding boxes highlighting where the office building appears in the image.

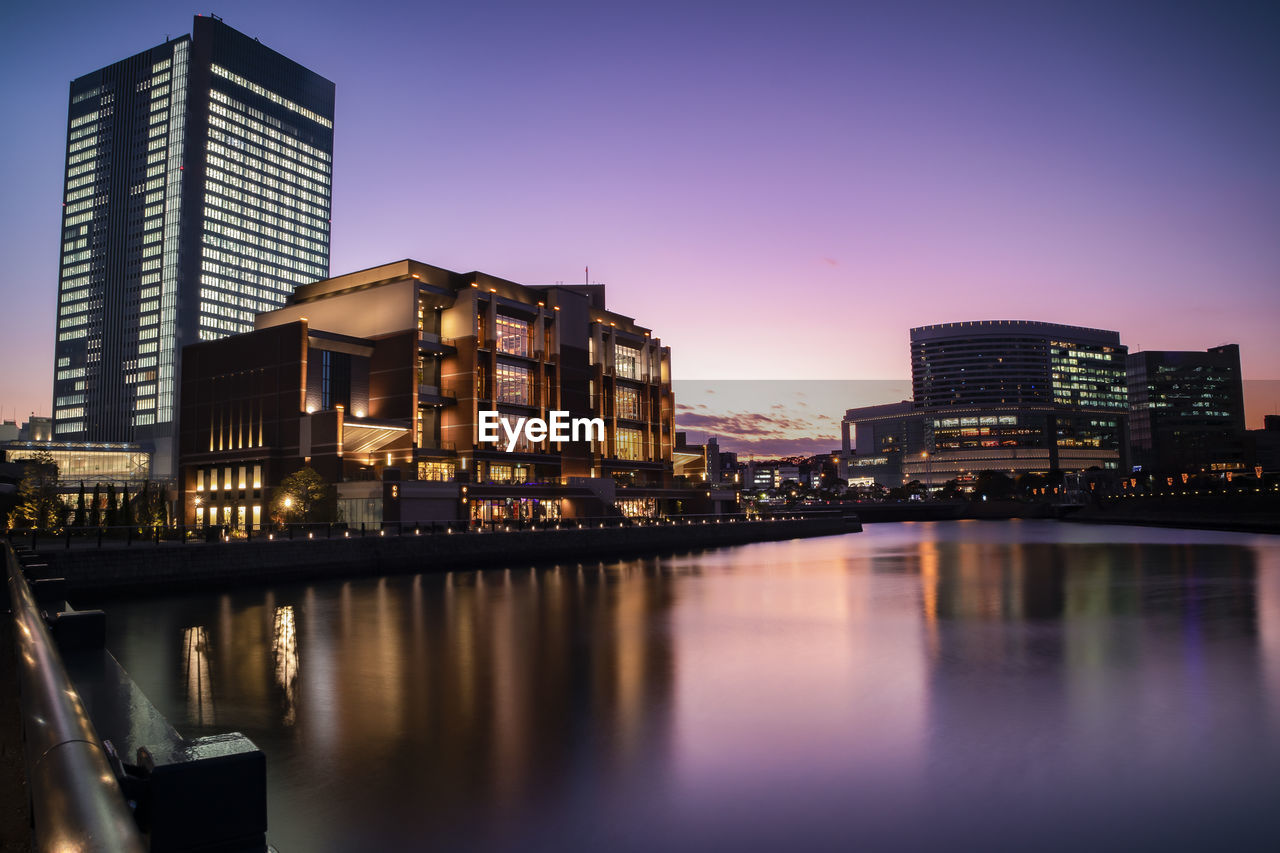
[1127,344,1246,475]
[843,321,1129,486]
[52,15,334,480]
[178,259,732,528]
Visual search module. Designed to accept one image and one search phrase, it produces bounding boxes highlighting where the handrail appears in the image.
[4,543,145,852]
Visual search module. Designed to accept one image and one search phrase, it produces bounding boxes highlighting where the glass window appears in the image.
[616,386,640,420]
[615,344,641,379]
[495,362,532,405]
[496,415,536,453]
[418,461,456,482]
[496,315,529,356]
[615,428,644,461]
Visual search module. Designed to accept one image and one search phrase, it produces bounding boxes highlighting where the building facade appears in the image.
[1127,344,1246,475]
[52,15,334,479]
[843,321,1129,487]
[177,260,717,529]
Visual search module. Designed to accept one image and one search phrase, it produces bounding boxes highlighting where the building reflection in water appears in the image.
[182,626,215,726]
[123,561,679,850]
[908,524,1272,850]
[272,605,299,726]
[99,523,1280,852]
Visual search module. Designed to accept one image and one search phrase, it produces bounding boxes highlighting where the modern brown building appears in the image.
[178,259,735,529]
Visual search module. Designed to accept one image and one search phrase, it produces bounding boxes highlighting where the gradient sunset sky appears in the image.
[2,0,1277,441]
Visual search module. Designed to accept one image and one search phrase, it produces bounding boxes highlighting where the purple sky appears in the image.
[2,0,1278,434]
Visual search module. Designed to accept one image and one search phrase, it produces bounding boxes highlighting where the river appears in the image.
[97,520,1280,851]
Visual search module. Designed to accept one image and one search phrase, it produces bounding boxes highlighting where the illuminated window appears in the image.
[615,344,641,379]
[616,386,640,420]
[495,362,532,406]
[615,428,644,461]
[418,461,455,482]
[496,315,530,357]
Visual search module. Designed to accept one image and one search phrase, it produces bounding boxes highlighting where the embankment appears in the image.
[29,516,859,596]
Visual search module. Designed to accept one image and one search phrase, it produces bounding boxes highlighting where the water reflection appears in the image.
[100,522,1280,852]
[182,626,214,726]
[272,606,298,726]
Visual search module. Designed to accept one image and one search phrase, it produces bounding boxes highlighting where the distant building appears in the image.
[839,401,917,486]
[672,434,740,487]
[1126,345,1247,475]
[178,259,738,529]
[52,15,335,480]
[1249,416,1280,475]
[843,321,1129,487]
[20,418,53,442]
[744,462,801,492]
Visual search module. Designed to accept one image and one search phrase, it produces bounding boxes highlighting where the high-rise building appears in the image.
[842,321,1129,486]
[1126,344,1246,475]
[52,15,334,479]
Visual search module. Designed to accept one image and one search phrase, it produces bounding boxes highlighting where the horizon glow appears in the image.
[2,0,1277,440]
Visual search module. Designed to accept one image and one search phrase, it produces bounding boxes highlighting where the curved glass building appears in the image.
[843,320,1129,486]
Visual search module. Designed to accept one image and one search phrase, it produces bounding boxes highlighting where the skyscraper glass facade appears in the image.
[52,15,334,478]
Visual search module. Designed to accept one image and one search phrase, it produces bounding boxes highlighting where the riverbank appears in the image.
[1065,506,1280,535]
[28,516,858,596]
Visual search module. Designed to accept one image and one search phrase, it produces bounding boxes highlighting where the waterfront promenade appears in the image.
[17,515,857,596]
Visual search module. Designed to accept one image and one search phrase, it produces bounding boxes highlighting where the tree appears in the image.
[973,470,1015,501]
[133,480,166,532]
[271,466,335,525]
[105,483,118,527]
[8,451,64,531]
[887,480,926,501]
[75,481,88,527]
[121,483,133,527]
[91,483,102,528]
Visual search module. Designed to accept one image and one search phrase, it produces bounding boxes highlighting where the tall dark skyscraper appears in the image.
[52,15,334,478]
[1126,344,1247,475]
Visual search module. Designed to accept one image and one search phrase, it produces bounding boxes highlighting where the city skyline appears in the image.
[3,0,1278,436]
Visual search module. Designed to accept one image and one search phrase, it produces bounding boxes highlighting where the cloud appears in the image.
[822,257,839,267]
[676,412,798,436]
[718,437,841,458]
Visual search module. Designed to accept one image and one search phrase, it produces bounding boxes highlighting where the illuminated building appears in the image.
[842,321,1129,486]
[1127,344,1246,475]
[177,259,732,528]
[51,15,334,480]
[0,441,150,488]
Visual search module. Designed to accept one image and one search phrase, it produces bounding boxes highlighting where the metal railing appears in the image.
[5,542,146,852]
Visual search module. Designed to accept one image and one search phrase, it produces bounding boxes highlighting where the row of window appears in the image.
[207,149,330,210]
[211,65,333,129]
[208,92,332,166]
[195,464,264,492]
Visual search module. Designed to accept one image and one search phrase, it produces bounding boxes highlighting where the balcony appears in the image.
[416,440,457,457]
[418,385,457,406]
[419,333,457,355]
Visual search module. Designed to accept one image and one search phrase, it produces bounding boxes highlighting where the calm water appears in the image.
[98,521,1280,852]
